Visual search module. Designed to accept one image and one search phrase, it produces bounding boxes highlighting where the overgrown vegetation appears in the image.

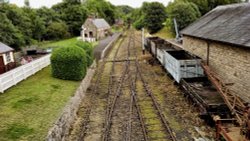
[130,0,246,36]
[0,67,80,141]
[51,46,87,81]
[0,0,122,50]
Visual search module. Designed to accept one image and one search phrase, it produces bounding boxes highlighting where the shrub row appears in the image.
[51,42,94,81]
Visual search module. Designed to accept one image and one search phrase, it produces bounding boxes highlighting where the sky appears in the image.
[9,0,172,8]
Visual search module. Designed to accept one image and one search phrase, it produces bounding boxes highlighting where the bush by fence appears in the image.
[76,41,94,67]
[0,54,51,93]
[51,46,87,81]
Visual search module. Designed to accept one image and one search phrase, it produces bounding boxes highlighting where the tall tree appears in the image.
[52,1,88,36]
[166,1,201,31]
[143,2,167,33]
[24,0,30,7]
[0,13,24,49]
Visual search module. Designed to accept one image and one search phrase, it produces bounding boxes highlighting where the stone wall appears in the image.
[46,62,96,141]
[183,36,250,101]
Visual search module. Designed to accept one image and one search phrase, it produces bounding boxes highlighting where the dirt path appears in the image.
[68,30,214,141]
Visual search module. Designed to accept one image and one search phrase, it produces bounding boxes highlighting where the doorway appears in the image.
[0,56,5,74]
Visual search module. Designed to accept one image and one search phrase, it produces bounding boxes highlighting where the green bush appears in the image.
[51,46,87,81]
[75,41,94,67]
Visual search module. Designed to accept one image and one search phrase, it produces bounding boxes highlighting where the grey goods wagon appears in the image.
[164,50,204,83]
[145,36,231,123]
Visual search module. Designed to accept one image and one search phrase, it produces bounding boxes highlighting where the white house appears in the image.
[0,42,15,74]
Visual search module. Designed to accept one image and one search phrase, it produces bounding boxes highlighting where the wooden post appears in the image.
[207,41,210,66]
[142,28,145,55]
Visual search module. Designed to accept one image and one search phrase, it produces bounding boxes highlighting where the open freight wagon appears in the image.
[180,77,230,119]
[164,50,204,83]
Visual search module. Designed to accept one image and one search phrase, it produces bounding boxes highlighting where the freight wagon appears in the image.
[164,50,204,83]
[180,77,230,117]
[144,36,231,123]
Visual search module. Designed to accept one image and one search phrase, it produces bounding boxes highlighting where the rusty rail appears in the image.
[202,63,245,125]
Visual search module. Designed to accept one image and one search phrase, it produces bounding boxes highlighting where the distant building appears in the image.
[0,42,15,74]
[181,3,250,101]
[81,18,111,42]
[114,19,124,27]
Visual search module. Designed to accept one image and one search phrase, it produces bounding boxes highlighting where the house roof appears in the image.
[181,3,250,48]
[0,42,14,54]
[92,18,110,29]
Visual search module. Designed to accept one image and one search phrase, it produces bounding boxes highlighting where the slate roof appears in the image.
[92,19,110,29]
[181,3,250,48]
[0,42,14,54]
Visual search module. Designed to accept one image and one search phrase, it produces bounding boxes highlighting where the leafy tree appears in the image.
[85,0,116,24]
[46,22,70,40]
[24,0,30,7]
[185,0,246,15]
[143,2,167,33]
[52,1,88,36]
[22,7,46,42]
[37,7,60,26]
[0,13,24,49]
[1,4,33,45]
[167,1,201,32]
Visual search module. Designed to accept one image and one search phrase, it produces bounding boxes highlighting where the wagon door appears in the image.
[0,56,5,74]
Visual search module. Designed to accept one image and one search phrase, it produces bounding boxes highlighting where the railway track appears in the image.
[101,29,178,141]
[77,33,125,141]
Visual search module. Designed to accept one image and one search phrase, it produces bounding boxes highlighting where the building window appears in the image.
[6,52,11,63]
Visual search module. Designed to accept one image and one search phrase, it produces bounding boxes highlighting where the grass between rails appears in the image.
[0,67,81,141]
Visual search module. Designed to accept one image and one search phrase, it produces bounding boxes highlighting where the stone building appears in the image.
[0,42,15,74]
[81,18,111,42]
[181,3,250,101]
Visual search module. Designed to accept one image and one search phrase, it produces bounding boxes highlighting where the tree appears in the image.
[52,1,88,36]
[1,4,33,45]
[24,0,30,7]
[143,2,167,33]
[167,1,201,32]
[0,13,24,49]
[85,0,116,24]
[185,0,246,15]
[46,22,70,40]
[37,7,60,26]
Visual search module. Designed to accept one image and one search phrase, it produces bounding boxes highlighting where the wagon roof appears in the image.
[181,3,250,48]
[0,42,14,53]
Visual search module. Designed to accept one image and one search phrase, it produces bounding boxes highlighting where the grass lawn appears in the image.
[151,26,175,39]
[40,37,79,49]
[40,37,98,49]
[0,67,81,141]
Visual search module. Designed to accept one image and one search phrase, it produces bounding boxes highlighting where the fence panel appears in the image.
[0,54,51,93]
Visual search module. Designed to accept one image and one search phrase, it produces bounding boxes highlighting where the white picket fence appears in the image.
[0,54,51,93]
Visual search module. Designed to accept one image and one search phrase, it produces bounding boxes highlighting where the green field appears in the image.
[40,37,79,49]
[0,67,80,141]
[152,27,174,39]
[40,37,98,49]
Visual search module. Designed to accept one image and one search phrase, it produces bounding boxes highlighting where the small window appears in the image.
[85,33,88,38]
[6,52,11,63]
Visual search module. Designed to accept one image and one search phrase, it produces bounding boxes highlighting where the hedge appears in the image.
[51,46,87,81]
[75,41,94,67]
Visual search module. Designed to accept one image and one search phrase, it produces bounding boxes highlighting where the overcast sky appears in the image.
[9,0,172,8]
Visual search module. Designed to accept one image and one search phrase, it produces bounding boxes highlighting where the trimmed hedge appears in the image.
[75,41,94,67]
[51,46,87,81]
